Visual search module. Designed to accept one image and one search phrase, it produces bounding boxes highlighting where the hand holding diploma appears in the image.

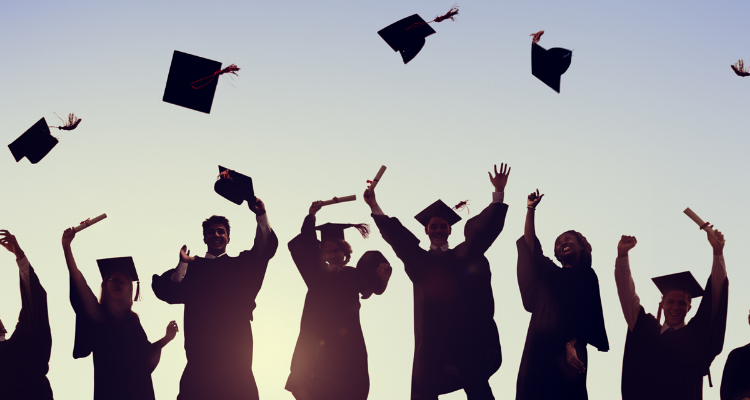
[367,165,387,190]
[73,213,107,232]
[321,195,356,206]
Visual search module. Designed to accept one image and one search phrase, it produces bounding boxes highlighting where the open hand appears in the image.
[309,201,323,216]
[566,343,585,374]
[617,235,637,257]
[488,163,511,192]
[62,228,76,247]
[179,245,196,263]
[0,230,25,260]
[248,197,266,215]
[706,225,725,255]
[165,320,179,341]
[377,263,392,280]
[527,189,544,209]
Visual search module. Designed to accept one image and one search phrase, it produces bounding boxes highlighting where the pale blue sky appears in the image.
[1,1,749,399]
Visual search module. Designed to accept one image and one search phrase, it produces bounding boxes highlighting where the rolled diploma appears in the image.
[683,207,716,238]
[369,165,387,190]
[321,195,356,206]
[73,213,107,232]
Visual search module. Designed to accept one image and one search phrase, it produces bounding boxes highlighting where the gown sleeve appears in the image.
[516,235,558,313]
[371,214,425,280]
[69,275,97,359]
[462,202,508,258]
[288,214,327,288]
[573,269,610,351]
[687,275,729,376]
[152,268,190,305]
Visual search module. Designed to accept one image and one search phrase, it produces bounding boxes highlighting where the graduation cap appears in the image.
[356,250,389,299]
[531,42,572,93]
[652,271,705,298]
[378,6,458,64]
[96,257,141,301]
[214,166,255,206]
[163,51,239,114]
[8,118,58,164]
[414,200,462,227]
[315,223,370,242]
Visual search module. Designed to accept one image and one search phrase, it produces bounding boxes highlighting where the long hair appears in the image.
[99,272,138,317]
[321,238,353,265]
[554,230,592,268]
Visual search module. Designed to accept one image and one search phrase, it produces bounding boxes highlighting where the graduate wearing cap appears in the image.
[721,309,750,400]
[615,227,729,400]
[285,201,392,400]
[151,195,278,400]
[62,228,179,400]
[363,164,510,400]
[515,190,609,400]
[0,230,53,400]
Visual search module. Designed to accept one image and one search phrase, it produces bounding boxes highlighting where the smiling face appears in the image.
[425,216,452,248]
[321,240,348,270]
[554,232,583,267]
[203,223,230,256]
[660,290,692,327]
[103,271,132,303]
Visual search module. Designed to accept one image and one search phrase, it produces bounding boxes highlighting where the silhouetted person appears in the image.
[616,229,728,400]
[285,202,392,400]
[152,198,278,400]
[720,309,750,400]
[515,190,609,400]
[363,164,511,400]
[0,230,53,400]
[63,228,178,400]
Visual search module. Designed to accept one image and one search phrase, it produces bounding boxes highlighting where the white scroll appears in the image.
[73,213,107,232]
[368,165,387,190]
[683,207,717,239]
[321,195,356,206]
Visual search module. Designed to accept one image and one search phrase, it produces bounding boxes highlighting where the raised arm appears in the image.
[62,228,102,322]
[614,235,641,331]
[1,230,31,297]
[706,226,726,321]
[248,197,278,260]
[363,187,422,264]
[288,202,327,287]
[524,189,544,253]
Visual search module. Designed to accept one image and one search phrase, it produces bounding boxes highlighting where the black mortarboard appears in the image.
[414,200,462,227]
[8,118,58,164]
[378,14,436,64]
[96,256,141,300]
[531,43,572,93]
[214,166,255,205]
[315,223,370,242]
[163,51,223,114]
[652,271,704,298]
[356,250,388,275]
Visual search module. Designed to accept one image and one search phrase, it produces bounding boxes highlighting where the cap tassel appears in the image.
[218,169,234,181]
[407,5,459,29]
[49,112,82,131]
[530,30,544,44]
[134,281,141,302]
[192,64,241,89]
[453,200,470,214]
[354,223,370,239]
[731,60,750,77]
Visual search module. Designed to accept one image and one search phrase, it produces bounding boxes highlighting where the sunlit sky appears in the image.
[2,1,749,399]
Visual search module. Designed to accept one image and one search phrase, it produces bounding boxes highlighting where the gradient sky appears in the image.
[1,1,749,399]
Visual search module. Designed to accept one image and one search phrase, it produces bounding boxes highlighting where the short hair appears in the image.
[661,289,693,305]
[554,230,593,268]
[322,238,353,265]
[203,215,231,237]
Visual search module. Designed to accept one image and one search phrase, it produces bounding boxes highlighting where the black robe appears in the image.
[152,226,278,400]
[372,201,507,398]
[515,237,609,400]
[0,266,53,400]
[721,343,750,400]
[285,215,372,400]
[621,276,729,400]
[70,278,159,400]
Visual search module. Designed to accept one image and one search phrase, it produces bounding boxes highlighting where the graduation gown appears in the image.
[515,237,609,400]
[372,201,507,398]
[721,343,750,400]
[0,266,53,400]
[152,227,278,400]
[285,215,371,400]
[70,278,159,400]
[621,276,729,400]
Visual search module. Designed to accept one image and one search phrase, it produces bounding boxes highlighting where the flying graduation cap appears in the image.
[378,6,459,64]
[652,271,705,299]
[315,223,370,242]
[96,256,141,301]
[214,166,255,206]
[8,113,83,164]
[530,31,573,93]
[163,51,240,114]
[414,199,462,227]
[731,59,750,77]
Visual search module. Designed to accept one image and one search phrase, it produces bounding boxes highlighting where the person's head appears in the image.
[659,289,692,327]
[425,215,452,247]
[100,270,134,311]
[321,239,352,270]
[554,230,592,268]
[203,215,231,255]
